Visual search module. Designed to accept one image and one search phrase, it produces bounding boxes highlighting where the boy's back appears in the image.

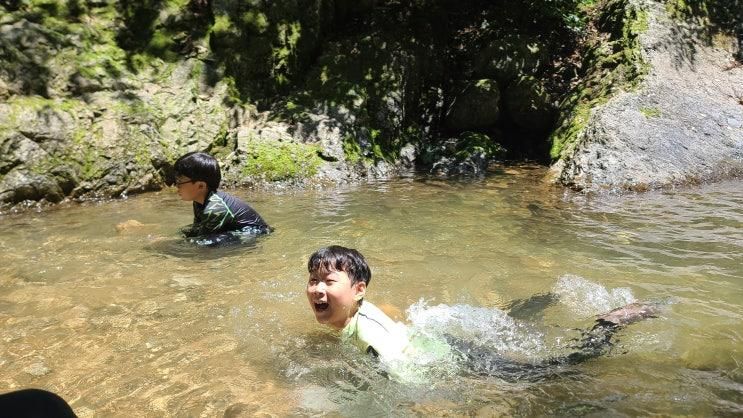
[184,189,270,238]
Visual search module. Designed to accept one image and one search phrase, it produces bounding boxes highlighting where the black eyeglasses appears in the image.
[175,179,194,186]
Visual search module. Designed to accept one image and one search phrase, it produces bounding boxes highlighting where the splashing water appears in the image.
[406,300,548,360]
[553,274,635,317]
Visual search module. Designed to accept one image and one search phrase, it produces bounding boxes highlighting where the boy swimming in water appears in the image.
[174,152,271,245]
[305,245,659,380]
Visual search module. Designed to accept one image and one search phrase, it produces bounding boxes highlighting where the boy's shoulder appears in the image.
[345,301,409,360]
[356,302,399,332]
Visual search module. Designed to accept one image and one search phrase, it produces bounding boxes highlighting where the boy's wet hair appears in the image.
[174,151,221,191]
[308,246,372,286]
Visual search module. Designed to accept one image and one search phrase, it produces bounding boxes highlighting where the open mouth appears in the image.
[314,302,329,312]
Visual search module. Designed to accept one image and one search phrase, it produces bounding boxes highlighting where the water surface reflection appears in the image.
[0,168,741,416]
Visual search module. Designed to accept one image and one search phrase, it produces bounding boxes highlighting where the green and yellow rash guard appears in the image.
[181,190,271,238]
[341,301,455,382]
[341,301,411,362]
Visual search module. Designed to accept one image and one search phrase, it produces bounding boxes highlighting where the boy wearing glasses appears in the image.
[174,151,271,245]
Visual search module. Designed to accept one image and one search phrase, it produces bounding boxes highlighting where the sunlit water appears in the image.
[0,167,741,416]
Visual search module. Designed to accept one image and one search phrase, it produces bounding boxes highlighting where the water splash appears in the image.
[553,274,635,317]
[406,300,547,360]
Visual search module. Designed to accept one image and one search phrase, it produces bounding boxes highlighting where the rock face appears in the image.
[551,0,743,192]
[3,1,738,208]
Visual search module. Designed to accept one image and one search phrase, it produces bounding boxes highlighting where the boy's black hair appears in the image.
[173,151,221,191]
[308,246,372,286]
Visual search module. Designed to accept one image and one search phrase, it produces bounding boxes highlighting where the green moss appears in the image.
[665,0,709,20]
[242,140,323,181]
[342,135,363,164]
[79,145,104,181]
[207,120,235,159]
[189,60,204,80]
[223,76,242,105]
[640,106,661,118]
[164,0,190,11]
[0,97,85,146]
[3,97,84,124]
[241,11,270,34]
[550,0,649,160]
[628,7,649,34]
[147,31,177,60]
[76,42,126,79]
[212,14,233,36]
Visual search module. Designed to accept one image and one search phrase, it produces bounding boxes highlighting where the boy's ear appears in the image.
[353,281,366,301]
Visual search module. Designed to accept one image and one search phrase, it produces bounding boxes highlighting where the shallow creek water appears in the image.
[0,167,741,416]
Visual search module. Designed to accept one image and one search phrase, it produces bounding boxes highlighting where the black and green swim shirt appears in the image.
[181,190,271,238]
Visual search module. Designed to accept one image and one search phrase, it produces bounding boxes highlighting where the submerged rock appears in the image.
[115,219,146,233]
[23,362,51,377]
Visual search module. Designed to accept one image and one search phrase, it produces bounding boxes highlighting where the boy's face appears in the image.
[306,269,366,330]
[175,176,207,202]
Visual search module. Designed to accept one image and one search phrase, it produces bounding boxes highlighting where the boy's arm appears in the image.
[180,223,200,237]
[181,199,234,237]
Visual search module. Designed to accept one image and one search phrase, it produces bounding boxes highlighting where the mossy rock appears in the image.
[297,18,441,162]
[422,131,506,177]
[0,169,66,203]
[209,0,341,101]
[241,140,323,182]
[549,0,649,160]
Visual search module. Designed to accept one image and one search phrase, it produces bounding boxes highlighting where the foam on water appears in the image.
[553,274,635,317]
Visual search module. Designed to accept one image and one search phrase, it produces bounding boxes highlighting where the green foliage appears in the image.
[242,140,323,181]
[563,0,601,32]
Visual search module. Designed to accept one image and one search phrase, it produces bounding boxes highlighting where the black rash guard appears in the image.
[181,190,271,240]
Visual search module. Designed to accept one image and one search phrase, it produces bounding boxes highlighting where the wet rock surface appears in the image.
[1,1,740,209]
[551,0,743,192]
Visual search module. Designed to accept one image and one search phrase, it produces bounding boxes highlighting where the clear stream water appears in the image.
[0,167,741,416]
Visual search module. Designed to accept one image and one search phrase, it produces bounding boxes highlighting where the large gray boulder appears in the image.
[551,0,743,192]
